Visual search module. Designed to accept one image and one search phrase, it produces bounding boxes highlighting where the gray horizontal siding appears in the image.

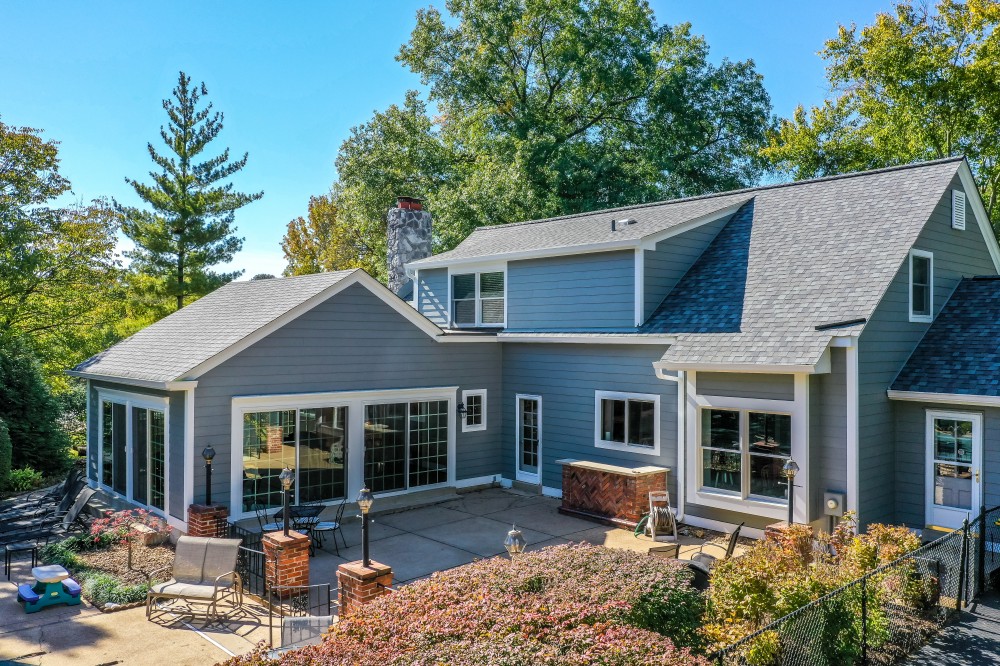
[684,502,776,531]
[894,401,1000,528]
[859,175,997,526]
[500,344,676,498]
[416,267,449,326]
[506,251,635,331]
[809,348,848,521]
[696,372,795,401]
[643,216,730,321]
[195,282,503,509]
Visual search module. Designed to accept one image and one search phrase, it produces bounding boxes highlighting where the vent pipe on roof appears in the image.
[387,196,432,295]
[611,218,637,232]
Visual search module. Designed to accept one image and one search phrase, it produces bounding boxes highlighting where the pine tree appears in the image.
[119,72,262,311]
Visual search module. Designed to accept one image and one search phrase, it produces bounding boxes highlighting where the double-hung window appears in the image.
[451,271,505,327]
[909,249,933,322]
[595,391,659,455]
[700,408,791,502]
[461,389,487,432]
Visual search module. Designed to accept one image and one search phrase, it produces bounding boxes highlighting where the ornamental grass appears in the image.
[226,543,709,666]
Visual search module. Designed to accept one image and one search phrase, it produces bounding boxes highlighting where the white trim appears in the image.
[888,390,1000,408]
[681,514,765,540]
[461,389,488,432]
[229,386,459,521]
[455,474,503,489]
[925,409,983,529]
[412,269,420,309]
[676,371,687,521]
[436,334,499,343]
[846,345,859,518]
[956,161,1000,272]
[515,394,542,484]
[85,379,92,482]
[183,385,196,516]
[185,271,443,380]
[908,249,934,323]
[499,333,676,345]
[405,201,747,271]
[634,248,644,327]
[685,372,809,522]
[447,265,507,329]
[95,388,169,408]
[655,360,824,374]
[593,390,661,456]
[67,371,197,391]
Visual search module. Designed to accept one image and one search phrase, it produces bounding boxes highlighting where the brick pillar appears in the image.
[187,504,229,538]
[266,426,285,454]
[337,560,393,617]
[263,530,310,598]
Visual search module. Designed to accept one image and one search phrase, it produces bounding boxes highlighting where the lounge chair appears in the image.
[0,487,96,544]
[146,536,243,623]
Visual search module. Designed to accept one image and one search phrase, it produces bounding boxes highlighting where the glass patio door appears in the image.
[364,401,449,493]
[926,411,982,530]
[132,407,166,512]
[516,395,541,483]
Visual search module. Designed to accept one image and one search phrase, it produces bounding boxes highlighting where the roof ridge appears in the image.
[471,156,965,232]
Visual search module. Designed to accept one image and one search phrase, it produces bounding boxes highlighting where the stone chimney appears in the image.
[387,196,432,294]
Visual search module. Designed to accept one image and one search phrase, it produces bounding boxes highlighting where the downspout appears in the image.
[675,370,685,522]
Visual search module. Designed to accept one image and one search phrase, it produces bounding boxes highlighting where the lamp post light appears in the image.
[357,486,374,568]
[783,458,800,525]
[504,525,527,559]
[201,445,215,506]
[279,467,295,537]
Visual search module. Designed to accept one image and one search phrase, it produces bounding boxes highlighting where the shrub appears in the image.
[8,466,43,492]
[39,540,87,572]
[89,508,170,546]
[0,418,11,491]
[223,544,710,666]
[82,572,149,606]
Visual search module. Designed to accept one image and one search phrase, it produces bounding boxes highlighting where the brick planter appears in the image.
[558,459,669,529]
[186,504,229,538]
[263,530,310,598]
[337,560,393,617]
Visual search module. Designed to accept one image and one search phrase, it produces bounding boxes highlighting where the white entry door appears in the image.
[516,395,541,483]
[926,410,982,530]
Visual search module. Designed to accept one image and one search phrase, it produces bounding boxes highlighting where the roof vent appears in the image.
[952,190,966,230]
[611,218,637,231]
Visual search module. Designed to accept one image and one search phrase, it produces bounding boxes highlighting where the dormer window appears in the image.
[452,271,505,327]
[909,249,933,322]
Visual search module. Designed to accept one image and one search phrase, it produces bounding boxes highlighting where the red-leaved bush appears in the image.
[224,543,710,666]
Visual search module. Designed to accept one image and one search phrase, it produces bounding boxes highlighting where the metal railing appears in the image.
[710,506,1000,666]
[268,583,335,649]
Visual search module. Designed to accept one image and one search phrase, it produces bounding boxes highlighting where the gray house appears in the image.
[71,157,1000,537]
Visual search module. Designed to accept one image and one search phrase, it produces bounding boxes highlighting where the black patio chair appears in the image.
[691,522,744,568]
[254,504,283,533]
[310,499,347,555]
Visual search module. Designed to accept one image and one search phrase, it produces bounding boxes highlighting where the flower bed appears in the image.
[38,509,173,611]
[226,543,710,666]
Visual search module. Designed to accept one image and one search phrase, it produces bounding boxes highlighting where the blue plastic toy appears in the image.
[17,565,81,614]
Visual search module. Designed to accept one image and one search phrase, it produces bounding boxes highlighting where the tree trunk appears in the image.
[176,250,185,311]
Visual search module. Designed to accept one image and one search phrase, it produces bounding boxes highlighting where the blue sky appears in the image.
[1,1,893,278]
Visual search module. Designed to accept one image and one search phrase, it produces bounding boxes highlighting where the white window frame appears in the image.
[697,407,792,503]
[684,373,809,523]
[447,264,507,328]
[515,394,542,483]
[909,249,934,323]
[95,388,170,520]
[594,390,660,456]
[461,389,487,432]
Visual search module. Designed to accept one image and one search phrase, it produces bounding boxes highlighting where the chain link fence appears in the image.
[710,505,1000,666]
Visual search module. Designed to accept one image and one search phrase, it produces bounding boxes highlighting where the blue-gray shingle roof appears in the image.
[892,277,1000,396]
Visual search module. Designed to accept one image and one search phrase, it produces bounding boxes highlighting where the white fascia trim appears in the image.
[232,385,461,409]
[404,202,747,272]
[957,161,1000,272]
[183,271,444,380]
[96,387,170,409]
[499,333,676,345]
[68,371,198,391]
[829,335,859,348]
[654,360,822,374]
[634,248,644,327]
[887,390,1000,408]
[593,390,661,457]
[436,335,499,343]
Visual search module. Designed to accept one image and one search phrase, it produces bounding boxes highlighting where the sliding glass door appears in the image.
[364,400,449,493]
[99,398,165,513]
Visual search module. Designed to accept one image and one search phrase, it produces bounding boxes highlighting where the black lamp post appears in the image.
[201,445,215,506]
[783,458,800,525]
[279,467,294,537]
[357,486,374,567]
[504,525,526,559]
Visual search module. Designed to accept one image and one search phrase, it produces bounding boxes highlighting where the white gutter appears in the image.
[887,390,1000,407]
[66,370,198,391]
[675,370,686,522]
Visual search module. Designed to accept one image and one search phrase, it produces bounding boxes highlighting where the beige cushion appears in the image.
[151,579,233,600]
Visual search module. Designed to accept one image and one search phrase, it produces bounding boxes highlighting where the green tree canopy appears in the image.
[763,0,1000,230]
[285,0,773,280]
[119,71,262,310]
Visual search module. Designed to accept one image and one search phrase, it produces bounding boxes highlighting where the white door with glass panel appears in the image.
[516,395,541,483]
[926,411,982,530]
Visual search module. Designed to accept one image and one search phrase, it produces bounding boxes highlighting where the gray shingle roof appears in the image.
[73,271,356,383]
[891,277,1000,396]
[648,158,966,367]
[408,194,752,266]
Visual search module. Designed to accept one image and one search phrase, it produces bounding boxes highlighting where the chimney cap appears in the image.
[396,195,424,210]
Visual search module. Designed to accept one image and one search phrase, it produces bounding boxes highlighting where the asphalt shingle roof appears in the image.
[73,271,356,383]
[640,158,966,367]
[891,277,1000,396]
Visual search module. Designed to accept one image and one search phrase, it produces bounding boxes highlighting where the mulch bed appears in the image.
[75,541,175,585]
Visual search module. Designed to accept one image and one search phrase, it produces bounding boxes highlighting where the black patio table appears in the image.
[273,505,325,557]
